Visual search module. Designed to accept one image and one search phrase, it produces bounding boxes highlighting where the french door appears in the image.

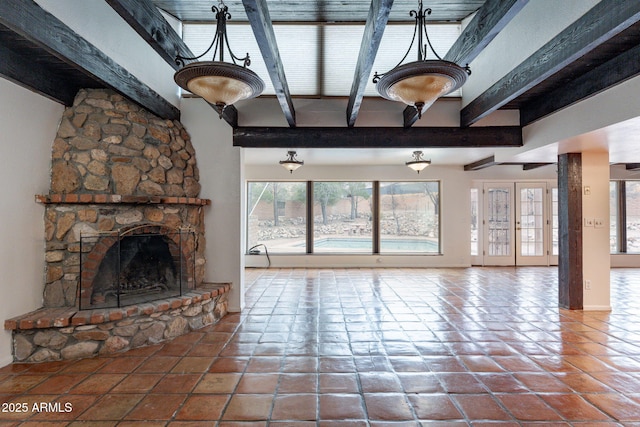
[479,182,556,266]
[515,183,548,265]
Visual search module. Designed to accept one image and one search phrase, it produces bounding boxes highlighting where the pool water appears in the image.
[312,237,439,252]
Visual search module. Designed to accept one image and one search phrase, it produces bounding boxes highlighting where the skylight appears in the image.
[182,22,461,97]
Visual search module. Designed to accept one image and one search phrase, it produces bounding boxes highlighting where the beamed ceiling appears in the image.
[2,0,640,168]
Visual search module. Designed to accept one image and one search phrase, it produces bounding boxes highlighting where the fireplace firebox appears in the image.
[79,226,195,310]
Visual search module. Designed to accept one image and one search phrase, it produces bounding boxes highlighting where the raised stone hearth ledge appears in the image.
[5,283,229,363]
[36,194,211,206]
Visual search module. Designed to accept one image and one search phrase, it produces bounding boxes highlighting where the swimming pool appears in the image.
[312,237,439,252]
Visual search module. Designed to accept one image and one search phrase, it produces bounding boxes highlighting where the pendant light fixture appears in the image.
[406,151,431,173]
[373,1,470,119]
[279,151,304,173]
[174,1,264,117]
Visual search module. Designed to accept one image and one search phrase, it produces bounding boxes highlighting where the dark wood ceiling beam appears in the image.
[0,42,78,105]
[521,43,640,126]
[0,0,179,119]
[242,0,296,127]
[346,0,394,128]
[106,0,237,126]
[233,126,522,148]
[403,0,529,128]
[461,0,640,127]
[522,163,554,171]
[105,0,192,69]
[464,156,498,171]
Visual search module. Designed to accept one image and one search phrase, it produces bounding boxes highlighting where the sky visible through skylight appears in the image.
[182,22,461,97]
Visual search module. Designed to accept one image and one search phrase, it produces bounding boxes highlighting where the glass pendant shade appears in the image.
[373,1,470,119]
[173,3,264,113]
[279,151,304,173]
[406,151,431,173]
[175,62,264,109]
[376,61,468,112]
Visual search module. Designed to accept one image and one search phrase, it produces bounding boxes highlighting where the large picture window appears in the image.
[247,182,306,253]
[246,180,440,254]
[379,182,440,253]
[313,182,373,253]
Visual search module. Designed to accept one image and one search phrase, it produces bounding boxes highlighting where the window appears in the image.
[626,181,640,253]
[246,181,440,254]
[610,181,618,252]
[470,188,479,256]
[247,182,306,253]
[379,182,440,253]
[313,182,373,253]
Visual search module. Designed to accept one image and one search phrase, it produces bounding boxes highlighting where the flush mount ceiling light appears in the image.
[279,151,304,173]
[406,151,431,173]
[373,0,471,119]
[174,1,264,117]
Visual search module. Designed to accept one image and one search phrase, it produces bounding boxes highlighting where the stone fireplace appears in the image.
[5,89,230,362]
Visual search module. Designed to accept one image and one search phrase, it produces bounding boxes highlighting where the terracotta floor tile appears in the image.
[364,393,414,421]
[3,268,640,425]
[153,373,202,393]
[98,357,146,374]
[271,394,317,420]
[452,394,513,421]
[583,393,640,421]
[397,373,445,393]
[407,394,464,420]
[319,394,366,419]
[437,372,487,393]
[246,356,283,373]
[174,394,228,420]
[475,373,529,393]
[125,394,186,420]
[77,394,144,421]
[110,373,163,393]
[69,373,126,394]
[319,373,359,393]
[135,356,180,373]
[208,357,249,373]
[222,394,274,420]
[278,373,318,393]
[236,373,279,393]
[0,375,48,393]
[496,393,564,421]
[282,356,318,373]
[358,372,403,393]
[193,373,242,393]
[539,393,611,421]
[553,372,613,393]
[513,372,574,393]
[27,374,88,394]
[29,394,99,421]
[170,356,213,374]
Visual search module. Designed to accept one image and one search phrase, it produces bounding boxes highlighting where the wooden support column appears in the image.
[558,153,583,309]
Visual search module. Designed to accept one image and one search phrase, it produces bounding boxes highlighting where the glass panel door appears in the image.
[482,183,515,265]
[516,183,549,266]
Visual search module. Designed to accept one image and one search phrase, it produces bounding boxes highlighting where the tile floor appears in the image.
[1,267,640,426]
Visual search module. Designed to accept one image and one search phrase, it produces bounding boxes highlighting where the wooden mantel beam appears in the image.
[233,126,522,148]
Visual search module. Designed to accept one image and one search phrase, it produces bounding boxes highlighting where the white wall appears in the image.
[180,99,246,312]
[0,79,63,366]
[581,151,611,310]
[34,0,179,107]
